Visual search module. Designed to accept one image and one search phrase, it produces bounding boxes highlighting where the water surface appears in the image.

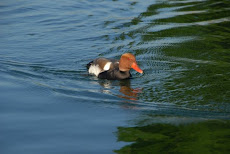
[0,0,230,153]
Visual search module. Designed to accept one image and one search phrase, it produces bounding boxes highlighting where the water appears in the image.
[0,0,230,153]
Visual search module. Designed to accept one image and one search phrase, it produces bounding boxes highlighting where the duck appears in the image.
[87,53,143,80]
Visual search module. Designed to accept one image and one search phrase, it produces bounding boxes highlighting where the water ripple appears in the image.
[0,0,229,117]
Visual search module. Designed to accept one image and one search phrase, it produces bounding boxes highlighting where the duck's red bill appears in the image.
[131,62,143,74]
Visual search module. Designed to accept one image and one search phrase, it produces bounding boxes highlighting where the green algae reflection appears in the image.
[115,119,230,153]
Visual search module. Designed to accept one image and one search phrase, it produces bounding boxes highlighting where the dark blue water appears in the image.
[1,0,230,153]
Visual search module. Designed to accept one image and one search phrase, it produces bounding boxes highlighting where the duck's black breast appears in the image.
[98,69,131,80]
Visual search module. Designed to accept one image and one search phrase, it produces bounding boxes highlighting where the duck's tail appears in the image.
[86,61,93,70]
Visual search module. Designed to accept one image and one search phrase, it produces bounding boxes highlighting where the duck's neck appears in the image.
[117,70,131,79]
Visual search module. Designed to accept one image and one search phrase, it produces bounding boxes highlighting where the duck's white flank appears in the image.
[88,64,102,77]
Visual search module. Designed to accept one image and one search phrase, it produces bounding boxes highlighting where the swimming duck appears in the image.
[87,53,143,80]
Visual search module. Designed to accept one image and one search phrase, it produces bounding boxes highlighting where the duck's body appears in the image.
[87,53,143,80]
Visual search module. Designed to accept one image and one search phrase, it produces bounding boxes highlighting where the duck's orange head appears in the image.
[119,53,143,73]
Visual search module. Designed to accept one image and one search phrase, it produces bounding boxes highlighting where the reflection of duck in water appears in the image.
[87,53,143,80]
[118,80,142,101]
[99,80,142,101]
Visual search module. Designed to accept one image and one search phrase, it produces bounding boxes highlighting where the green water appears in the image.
[116,119,230,153]
[113,0,230,153]
[0,0,229,153]
[127,0,230,111]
